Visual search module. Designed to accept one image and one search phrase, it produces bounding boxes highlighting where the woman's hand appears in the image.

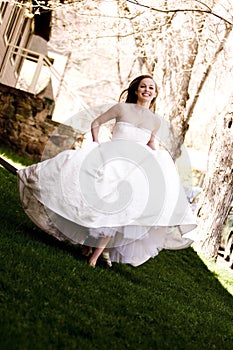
[147,140,156,150]
[147,132,156,150]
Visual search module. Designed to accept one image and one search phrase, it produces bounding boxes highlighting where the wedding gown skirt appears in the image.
[17,122,197,266]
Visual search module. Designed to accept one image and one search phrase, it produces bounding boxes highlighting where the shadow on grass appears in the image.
[1,166,233,350]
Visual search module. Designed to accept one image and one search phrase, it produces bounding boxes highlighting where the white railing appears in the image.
[7,44,64,96]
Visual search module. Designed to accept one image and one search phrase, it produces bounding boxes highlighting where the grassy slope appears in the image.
[0,148,233,350]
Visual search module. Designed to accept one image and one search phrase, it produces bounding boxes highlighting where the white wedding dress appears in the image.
[17,121,197,266]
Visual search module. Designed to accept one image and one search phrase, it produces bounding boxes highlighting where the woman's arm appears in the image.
[147,133,156,150]
[91,104,119,142]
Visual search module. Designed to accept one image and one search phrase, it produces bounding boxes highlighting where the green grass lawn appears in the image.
[0,147,233,350]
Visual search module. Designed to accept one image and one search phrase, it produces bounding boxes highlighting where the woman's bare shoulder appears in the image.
[114,102,129,120]
[108,102,125,114]
[153,112,163,121]
[116,102,127,111]
[151,112,162,131]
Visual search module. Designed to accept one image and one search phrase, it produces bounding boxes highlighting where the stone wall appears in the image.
[0,84,84,161]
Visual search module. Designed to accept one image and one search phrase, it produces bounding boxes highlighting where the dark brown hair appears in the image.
[119,75,158,109]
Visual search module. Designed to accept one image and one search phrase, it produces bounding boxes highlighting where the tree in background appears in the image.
[195,96,233,258]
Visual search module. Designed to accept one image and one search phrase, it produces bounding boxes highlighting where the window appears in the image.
[15,20,31,75]
[0,1,8,23]
[13,18,29,64]
[4,5,21,44]
[3,4,30,72]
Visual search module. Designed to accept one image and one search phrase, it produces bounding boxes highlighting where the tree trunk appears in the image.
[160,12,206,159]
[195,101,233,258]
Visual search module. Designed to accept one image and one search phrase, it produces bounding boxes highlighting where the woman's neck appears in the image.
[136,102,150,109]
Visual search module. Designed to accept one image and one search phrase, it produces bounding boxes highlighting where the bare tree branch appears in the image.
[186,25,232,122]
[126,0,233,26]
[16,0,232,25]
[194,0,212,12]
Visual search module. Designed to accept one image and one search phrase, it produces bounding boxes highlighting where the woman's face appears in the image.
[136,78,157,104]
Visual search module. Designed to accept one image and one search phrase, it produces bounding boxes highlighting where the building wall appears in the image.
[0,84,84,161]
[0,2,32,87]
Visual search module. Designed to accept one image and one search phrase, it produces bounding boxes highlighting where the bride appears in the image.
[17,75,197,268]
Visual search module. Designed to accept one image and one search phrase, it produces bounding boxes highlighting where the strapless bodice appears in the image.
[112,122,151,144]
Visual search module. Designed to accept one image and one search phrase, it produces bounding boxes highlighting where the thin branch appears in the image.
[93,25,163,39]
[14,0,233,25]
[126,0,233,26]
[194,0,212,12]
[186,26,232,122]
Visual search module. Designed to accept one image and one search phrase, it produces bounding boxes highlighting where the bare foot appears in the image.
[81,245,92,257]
[88,258,97,268]
[87,238,111,268]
